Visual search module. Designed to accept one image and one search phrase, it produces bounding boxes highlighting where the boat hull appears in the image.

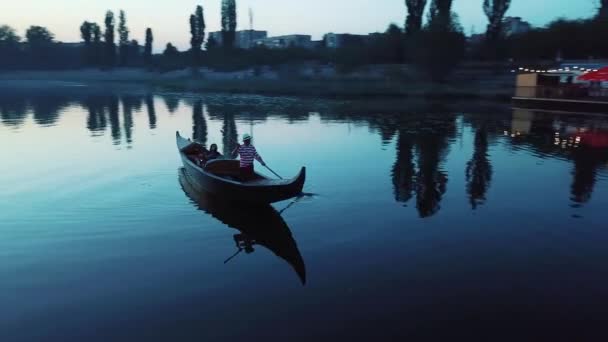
[177,132,306,203]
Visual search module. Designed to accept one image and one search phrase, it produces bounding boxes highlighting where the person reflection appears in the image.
[177,168,306,285]
[466,127,493,209]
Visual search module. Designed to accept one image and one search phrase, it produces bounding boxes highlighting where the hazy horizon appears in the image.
[3,0,598,52]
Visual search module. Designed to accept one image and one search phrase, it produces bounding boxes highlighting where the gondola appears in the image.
[176,131,306,204]
[178,168,306,284]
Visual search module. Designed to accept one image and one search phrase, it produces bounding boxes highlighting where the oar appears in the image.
[278,192,319,215]
[264,165,283,179]
[224,248,243,264]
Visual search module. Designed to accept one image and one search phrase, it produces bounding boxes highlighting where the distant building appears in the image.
[323,33,369,49]
[208,30,268,49]
[253,35,313,49]
[503,17,532,36]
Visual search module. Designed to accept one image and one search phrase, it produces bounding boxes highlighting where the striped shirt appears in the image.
[236,145,261,167]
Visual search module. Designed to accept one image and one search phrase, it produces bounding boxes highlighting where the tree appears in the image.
[26,26,54,47]
[189,5,205,66]
[161,43,182,71]
[601,0,608,19]
[428,0,453,29]
[129,40,141,66]
[0,25,21,69]
[405,0,427,36]
[412,9,465,82]
[92,23,102,66]
[104,10,116,67]
[80,21,93,45]
[195,5,205,44]
[144,28,153,65]
[163,43,179,57]
[118,10,130,66]
[385,24,405,63]
[221,0,237,48]
[483,0,511,43]
[80,21,95,65]
[0,25,21,46]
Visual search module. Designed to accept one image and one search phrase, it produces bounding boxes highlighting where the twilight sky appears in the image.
[2,0,598,52]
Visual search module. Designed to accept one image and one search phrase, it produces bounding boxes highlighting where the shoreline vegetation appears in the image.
[2,1,606,102]
[0,66,515,101]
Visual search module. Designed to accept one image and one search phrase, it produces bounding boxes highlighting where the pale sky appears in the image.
[2,0,599,52]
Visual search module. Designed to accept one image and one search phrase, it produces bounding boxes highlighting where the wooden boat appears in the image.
[176,131,306,204]
[178,168,306,284]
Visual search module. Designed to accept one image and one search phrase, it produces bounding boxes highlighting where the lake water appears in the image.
[1,83,608,341]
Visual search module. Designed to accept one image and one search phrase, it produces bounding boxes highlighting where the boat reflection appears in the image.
[178,167,307,285]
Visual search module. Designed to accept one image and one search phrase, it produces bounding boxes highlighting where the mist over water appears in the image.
[1,83,608,341]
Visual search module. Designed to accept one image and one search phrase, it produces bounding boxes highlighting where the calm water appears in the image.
[1,83,608,341]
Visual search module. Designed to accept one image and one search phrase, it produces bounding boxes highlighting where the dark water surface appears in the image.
[1,83,608,341]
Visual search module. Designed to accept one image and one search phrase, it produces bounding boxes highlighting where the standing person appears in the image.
[232,134,266,181]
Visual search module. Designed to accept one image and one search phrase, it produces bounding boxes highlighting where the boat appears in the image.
[176,131,306,203]
[178,168,306,284]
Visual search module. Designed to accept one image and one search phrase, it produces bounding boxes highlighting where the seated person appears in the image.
[205,144,222,162]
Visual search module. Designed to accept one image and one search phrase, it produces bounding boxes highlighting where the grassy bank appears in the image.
[153,78,514,101]
[0,68,514,101]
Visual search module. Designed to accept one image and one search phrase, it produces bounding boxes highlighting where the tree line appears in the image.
[1,0,608,79]
[0,9,153,70]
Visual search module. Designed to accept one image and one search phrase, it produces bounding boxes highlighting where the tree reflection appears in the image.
[145,94,157,129]
[192,100,207,147]
[466,126,492,209]
[222,112,238,156]
[413,114,455,218]
[570,146,608,204]
[0,96,28,128]
[162,95,180,114]
[392,130,415,204]
[121,95,137,145]
[207,104,239,156]
[415,140,449,218]
[30,95,70,127]
[84,96,107,135]
[389,111,455,218]
[107,95,121,145]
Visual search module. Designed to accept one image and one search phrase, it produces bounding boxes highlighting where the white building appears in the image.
[323,33,369,49]
[253,35,313,49]
[208,30,268,49]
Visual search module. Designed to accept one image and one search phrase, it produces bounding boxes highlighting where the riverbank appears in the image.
[153,79,513,101]
[0,67,515,101]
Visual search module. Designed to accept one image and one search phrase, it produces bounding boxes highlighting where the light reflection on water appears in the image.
[1,84,608,341]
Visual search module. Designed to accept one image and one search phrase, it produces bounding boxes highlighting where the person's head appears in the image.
[210,144,218,152]
[243,133,252,146]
